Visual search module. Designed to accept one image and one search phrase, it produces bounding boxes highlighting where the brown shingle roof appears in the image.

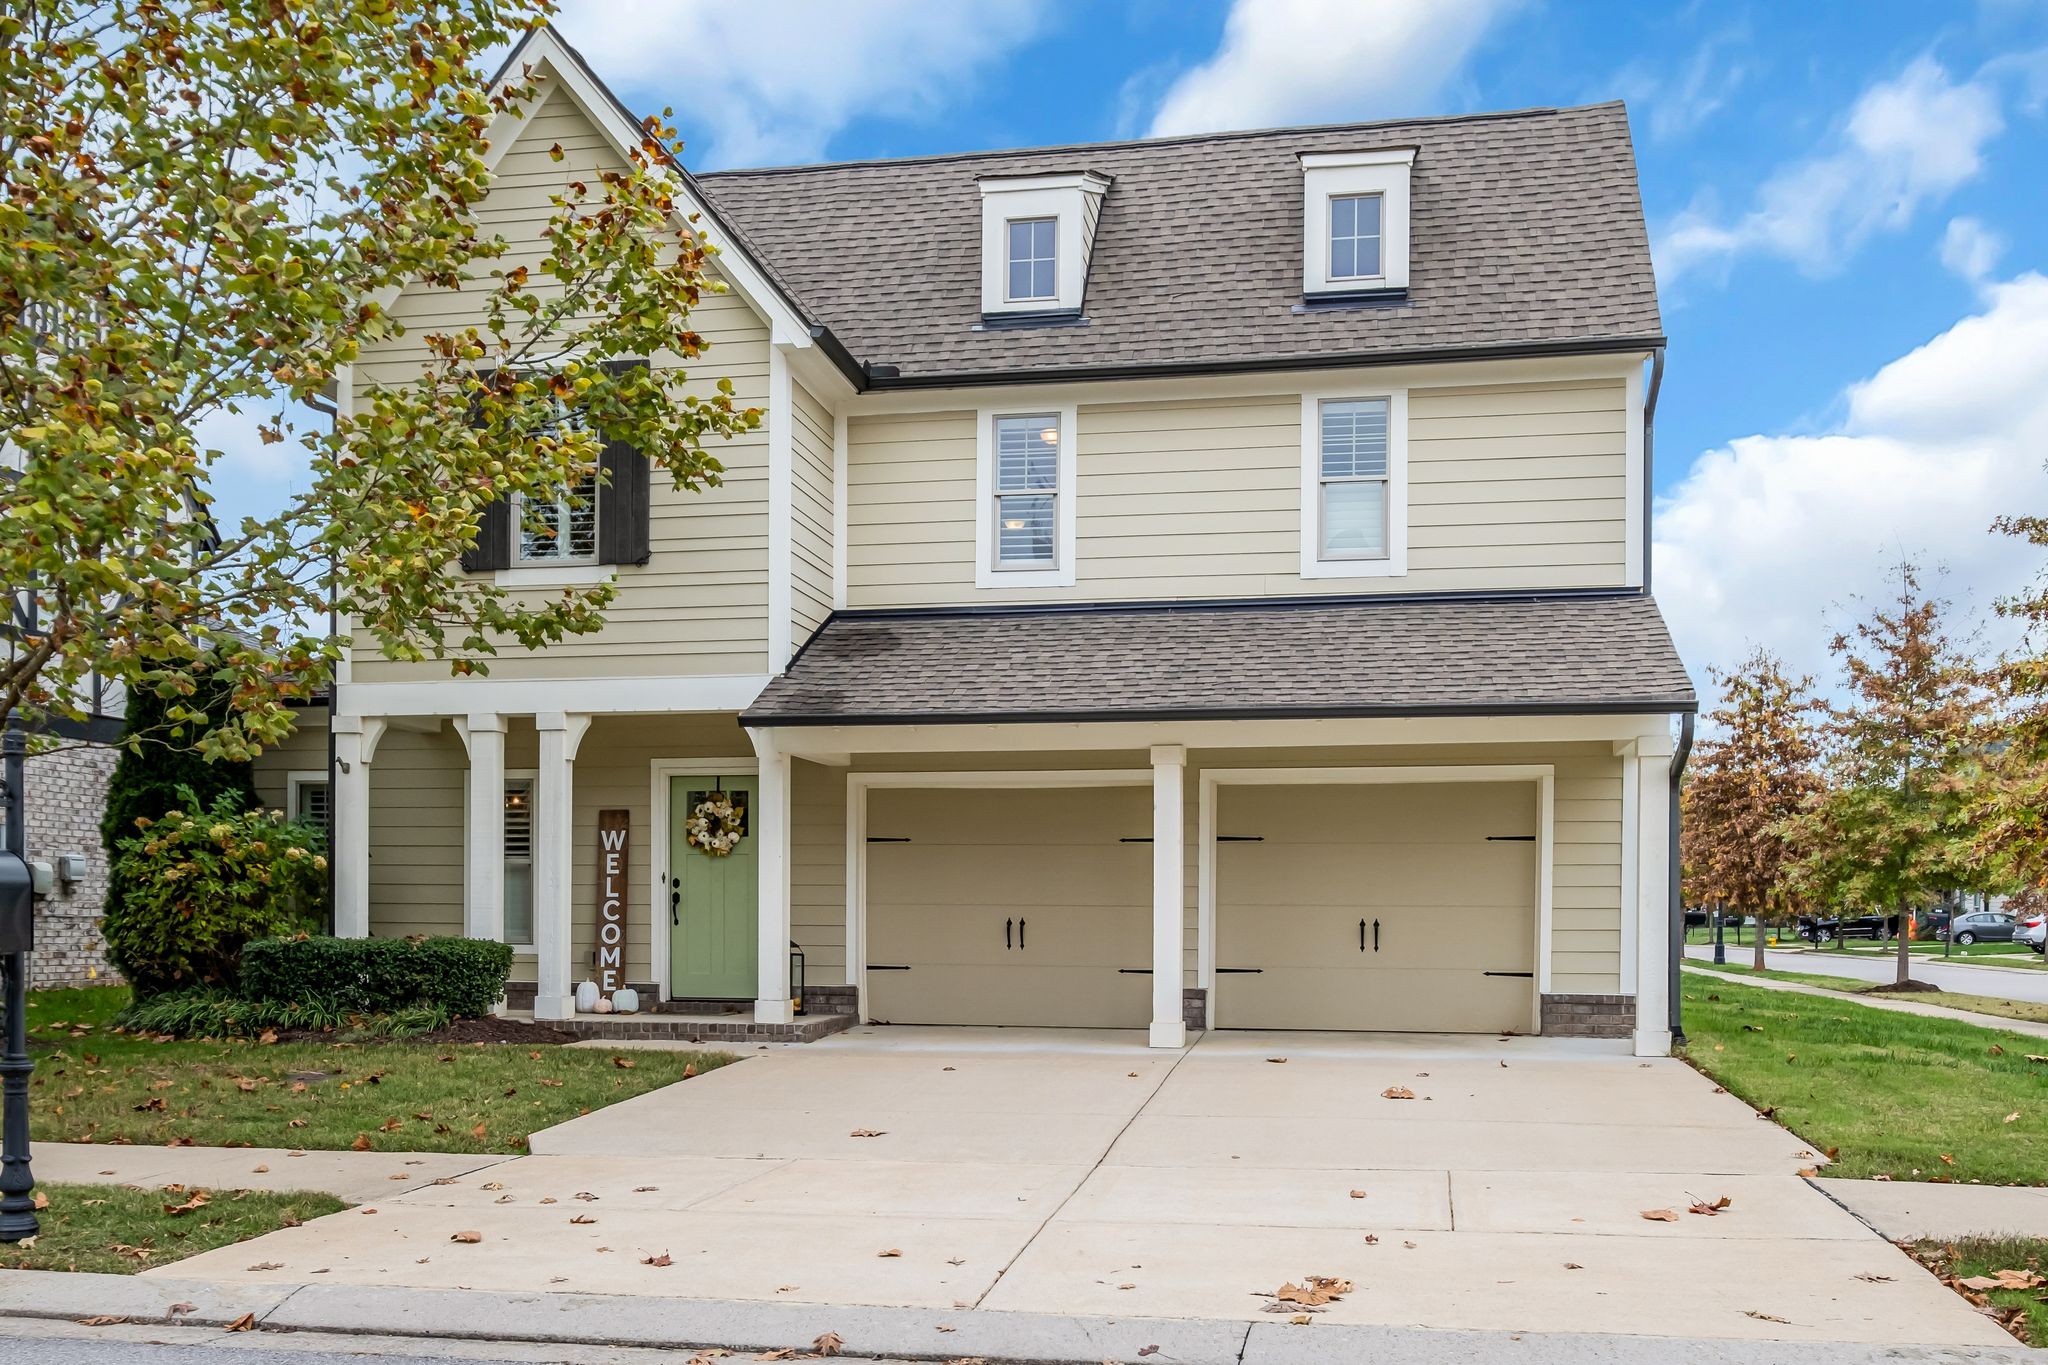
[696,103,1662,387]
[743,593,1695,726]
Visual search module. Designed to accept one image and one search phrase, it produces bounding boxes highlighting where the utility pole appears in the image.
[0,721,37,1240]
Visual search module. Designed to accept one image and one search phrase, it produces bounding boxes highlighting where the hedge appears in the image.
[239,936,513,1020]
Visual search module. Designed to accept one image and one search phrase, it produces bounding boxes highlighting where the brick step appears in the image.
[515,1010,856,1045]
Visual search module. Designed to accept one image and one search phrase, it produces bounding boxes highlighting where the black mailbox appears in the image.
[0,851,31,954]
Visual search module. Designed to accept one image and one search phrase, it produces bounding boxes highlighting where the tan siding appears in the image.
[845,377,1629,607]
[793,759,847,978]
[251,715,330,813]
[365,727,465,942]
[790,381,836,648]
[350,81,771,684]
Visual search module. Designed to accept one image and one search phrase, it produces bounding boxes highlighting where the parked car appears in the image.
[1915,908,1952,940]
[1795,913,1901,944]
[1944,911,2018,946]
[2015,913,2044,954]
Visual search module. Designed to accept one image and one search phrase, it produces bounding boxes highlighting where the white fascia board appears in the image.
[371,27,814,349]
[336,672,771,718]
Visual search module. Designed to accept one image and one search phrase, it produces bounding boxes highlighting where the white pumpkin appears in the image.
[574,980,600,1013]
[613,988,641,1015]
[591,996,614,1014]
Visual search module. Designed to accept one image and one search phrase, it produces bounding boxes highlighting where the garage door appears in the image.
[1215,782,1537,1033]
[865,786,1152,1027]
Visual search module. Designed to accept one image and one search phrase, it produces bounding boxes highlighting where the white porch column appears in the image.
[532,712,591,1021]
[1631,731,1676,1058]
[1150,744,1188,1048]
[749,729,795,1024]
[330,717,386,939]
[455,713,506,943]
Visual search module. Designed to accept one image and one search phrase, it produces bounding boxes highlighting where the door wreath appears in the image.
[685,791,744,857]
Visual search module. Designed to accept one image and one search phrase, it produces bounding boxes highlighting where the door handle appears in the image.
[1006,917,1013,950]
[1359,919,1366,953]
[1019,918,1026,949]
[1374,918,1380,953]
[669,876,680,926]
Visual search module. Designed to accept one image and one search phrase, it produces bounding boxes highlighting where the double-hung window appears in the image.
[514,405,597,565]
[1328,193,1383,282]
[992,413,1060,568]
[1317,398,1390,559]
[502,777,535,947]
[287,773,330,836]
[1005,218,1058,302]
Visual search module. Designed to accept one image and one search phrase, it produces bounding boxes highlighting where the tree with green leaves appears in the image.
[1973,508,2048,897]
[2,1,758,759]
[1786,560,1990,985]
[1681,647,1825,970]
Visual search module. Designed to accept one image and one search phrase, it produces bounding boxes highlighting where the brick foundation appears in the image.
[21,745,119,989]
[1183,987,1207,1033]
[1541,993,1635,1039]
[549,1012,855,1044]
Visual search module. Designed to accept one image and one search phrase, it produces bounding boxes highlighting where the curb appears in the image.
[1,1272,2043,1364]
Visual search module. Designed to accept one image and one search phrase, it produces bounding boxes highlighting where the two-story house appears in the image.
[254,25,1694,1056]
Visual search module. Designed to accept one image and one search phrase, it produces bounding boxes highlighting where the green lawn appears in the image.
[1684,960,2048,1026]
[27,986,734,1153]
[1677,975,2048,1184]
[1906,1238,2048,1346]
[1821,941,2046,968]
[0,1182,345,1275]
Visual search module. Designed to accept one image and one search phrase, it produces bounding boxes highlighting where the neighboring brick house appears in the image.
[20,740,119,988]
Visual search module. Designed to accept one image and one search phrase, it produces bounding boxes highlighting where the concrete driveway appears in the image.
[162,1026,2006,1349]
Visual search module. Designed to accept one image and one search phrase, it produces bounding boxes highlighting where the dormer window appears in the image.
[1300,148,1415,297]
[1007,218,1058,302]
[979,172,1109,318]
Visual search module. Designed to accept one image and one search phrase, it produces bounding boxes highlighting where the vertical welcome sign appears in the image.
[595,810,630,994]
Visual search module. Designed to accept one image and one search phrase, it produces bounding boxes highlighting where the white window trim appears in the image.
[1299,387,1408,580]
[978,174,1107,317]
[285,771,329,827]
[1004,215,1059,303]
[494,564,615,589]
[974,402,1078,589]
[500,768,539,956]
[1300,148,1415,296]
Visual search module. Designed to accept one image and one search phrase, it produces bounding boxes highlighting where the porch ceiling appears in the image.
[743,591,1695,728]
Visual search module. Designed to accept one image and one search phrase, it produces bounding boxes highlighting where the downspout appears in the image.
[1642,347,1665,594]
[1667,709,1694,1046]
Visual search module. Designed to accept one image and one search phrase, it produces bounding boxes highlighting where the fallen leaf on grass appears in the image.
[451,1230,483,1244]
[350,1134,372,1152]
[642,1253,673,1267]
[380,1118,402,1132]
[611,1056,635,1069]
[1939,1154,1955,1166]
[1744,1311,1789,1324]
[162,1190,211,1217]
[1957,1269,2046,1291]
[2004,1112,2020,1124]
[1380,1087,1415,1101]
[287,1118,307,1129]
[30,1192,47,1210]
[470,1123,487,1141]
[226,1313,257,1332]
[1640,1209,1680,1222]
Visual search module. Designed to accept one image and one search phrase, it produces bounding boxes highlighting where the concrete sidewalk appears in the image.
[30,1142,510,1202]
[1,1272,2041,1365]
[1683,964,2048,1040]
[1822,1179,2048,1241]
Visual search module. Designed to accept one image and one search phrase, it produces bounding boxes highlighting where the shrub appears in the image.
[102,792,327,998]
[239,935,512,1020]
[101,673,261,853]
[118,987,450,1040]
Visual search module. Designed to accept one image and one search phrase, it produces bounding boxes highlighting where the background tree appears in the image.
[100,672,260,853]
[1681,647,1825,970]
[2,1,759,759]
[1786,559,1989,985]
[1973,506,2048,896]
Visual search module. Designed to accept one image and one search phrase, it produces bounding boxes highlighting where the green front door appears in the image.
[669,776,759,999]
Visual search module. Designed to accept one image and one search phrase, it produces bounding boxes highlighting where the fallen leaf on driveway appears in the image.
[76,1317,127,1327]
[1266,1057,1287,1064]
[1639,1209,1680,1222]
[1563,1263,1582,1270]
[755,1352,797,1361]
[570,1215,596,1225]
[877,1248,902,1257]
[165,1303,196,1317]
[849,1129,886,1138]
[1380,1087,1415,1100]
[1348,1190,1366,1199]
[226,1313,257,1332]
[1744,1311,1789,1324]
[642,1253,673,1267]
[1853,1272,1893,1282]
[250,1164,269,1174]
[812,1331,844,1356]
[1688,1196,1733,1216]
[247,1262,284,1271]
[1274,1275,1352,1306]
[634,1185,659,1193]
[451,1230,483,1244]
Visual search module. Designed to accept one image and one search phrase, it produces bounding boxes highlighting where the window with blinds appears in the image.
[503,778,535,946]
[1317,397,1391,559]
[992,413,1060,568]
[515,405,597,564]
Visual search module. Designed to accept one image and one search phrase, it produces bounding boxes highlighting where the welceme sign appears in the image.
[595,809,629,993]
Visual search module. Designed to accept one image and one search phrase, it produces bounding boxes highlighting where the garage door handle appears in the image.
[1359,919,1365,953]
[1216,967,1263,974]
[1005,918,1012,950]
[1019,918,1026,948]
[1373,919,1380,953]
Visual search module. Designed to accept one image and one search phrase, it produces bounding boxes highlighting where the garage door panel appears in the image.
[867,964,1149,1029]
[867,843,1147,906]
[870,787,1149,842]
[1219,843,1533,907]
[1221,783,1534,844]
[1217,966,1531,1033]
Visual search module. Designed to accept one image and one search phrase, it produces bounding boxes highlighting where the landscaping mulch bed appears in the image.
[415,1016,581,1046]
[1866,979,1944,994]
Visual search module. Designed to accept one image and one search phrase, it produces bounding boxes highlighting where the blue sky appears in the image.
[220,0,2048,691]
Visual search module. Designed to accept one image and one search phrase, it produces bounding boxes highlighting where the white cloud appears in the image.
[1656,273,2048,691]
[550,0,1048,168]
[1614,31,1751,142]
[1940,215,2007,282]
[1655,58,2003,286]
[1145,0,1518,138]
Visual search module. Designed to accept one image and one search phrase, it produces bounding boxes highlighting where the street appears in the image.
[1684,943,2048,1003]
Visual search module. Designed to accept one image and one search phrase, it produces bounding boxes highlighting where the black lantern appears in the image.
[789,941,806,1016]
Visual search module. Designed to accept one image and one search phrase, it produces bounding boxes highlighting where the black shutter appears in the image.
[596,359,650,566]
[461,370,513,572]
